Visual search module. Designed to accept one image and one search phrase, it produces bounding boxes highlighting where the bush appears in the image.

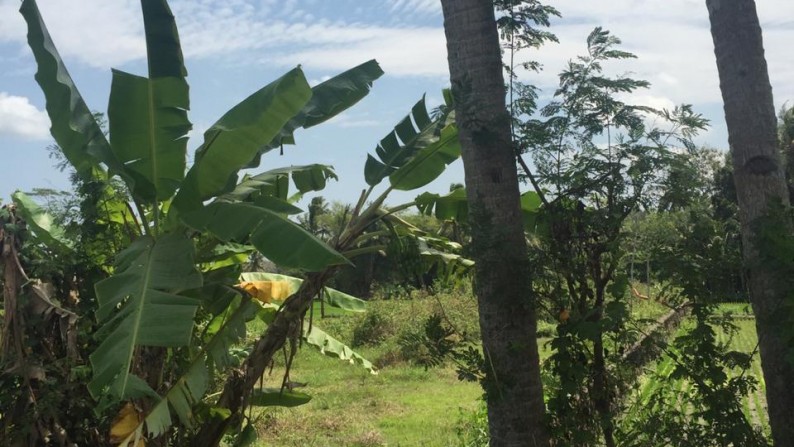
[351,310,396,347]
[398,313,460,368]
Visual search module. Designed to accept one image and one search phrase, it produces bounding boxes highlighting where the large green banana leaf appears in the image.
[188,203,348,271]
[240,271,366,312]
[19,0,123,180]
[138,297,259,438]
[141,0,187,79]
[304,325,376,373]
[364,96,433,186]
[109,71,190,202]
[88,233,202,400]
[415,188,468,221]
[218,164,337,203]
[364,93,461,190]
[389,123,461,191]
[108,0,190,202]
[250,60,384,166]
[172,68,312,213]
[299,60,384,128]
[250,196,304,215]
[11,191,73,252]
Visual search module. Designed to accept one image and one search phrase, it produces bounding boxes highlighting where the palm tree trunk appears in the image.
[440,1,550,445]
[706,1,794,445]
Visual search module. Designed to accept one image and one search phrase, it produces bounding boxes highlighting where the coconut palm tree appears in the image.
[440,1,550,445]
[706,0,794,444]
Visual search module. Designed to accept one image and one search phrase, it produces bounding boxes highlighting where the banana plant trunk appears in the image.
[193,269,336,446]
[706,1,794,445]
[440,1,550,446]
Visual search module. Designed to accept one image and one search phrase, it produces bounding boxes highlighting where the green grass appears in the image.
[249,288,483,446]
[245,288,674,446]
[632,305,768,432]
[251,347,482,446]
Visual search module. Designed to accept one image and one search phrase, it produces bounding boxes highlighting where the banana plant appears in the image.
[194,93,471,445]
[21,0,471,444]
[119,92,469,443]
[21,0,382,437]
[417,187,546,234]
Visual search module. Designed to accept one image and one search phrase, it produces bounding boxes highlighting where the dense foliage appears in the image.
[2,1,792,446]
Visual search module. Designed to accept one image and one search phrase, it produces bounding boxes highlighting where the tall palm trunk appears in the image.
[440,1,550,445]
[706,1,794,445]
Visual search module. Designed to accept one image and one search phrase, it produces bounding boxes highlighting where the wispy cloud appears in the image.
[387,0,440,16]
[270,26,447,77]
[325,113,381,129]
[519,0,794,113]
[1,0,791,107]
[0,92,50,140]
[0,0,447,77]
[0,0,144,68]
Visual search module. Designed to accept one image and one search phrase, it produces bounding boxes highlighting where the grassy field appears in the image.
[252,345,481,446]
[630,307,768,433]
[245,286,673,446]
[249,288,484,447]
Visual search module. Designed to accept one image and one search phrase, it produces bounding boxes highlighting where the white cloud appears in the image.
[0,92,50,140]
[0,0,791,103]
[1,0,144,68]
[387,0,440,15]
[519,0,794,111]
[271,26,447,78]
[325,113,381,129]
[0,1,27,42]
[0,0,446,77]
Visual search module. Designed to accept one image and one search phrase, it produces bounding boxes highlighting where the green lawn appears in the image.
[253,348,481,446]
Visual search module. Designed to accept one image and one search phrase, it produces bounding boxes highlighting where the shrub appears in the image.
[351,310,396,347]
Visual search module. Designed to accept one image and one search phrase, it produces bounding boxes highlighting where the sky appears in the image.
[1,0,793,208]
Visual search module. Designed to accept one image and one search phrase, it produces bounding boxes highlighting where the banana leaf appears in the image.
[218,164,337,203]
[172,68,312,213]
[364,96,433,186]
[11,191,73,252]
[240,271,366,312]
[188,203,348,272]
[19,0,123,180]
[250,59,384,166]
[88,233,202,400]
[108,0,190,202]
[415,188,468,221]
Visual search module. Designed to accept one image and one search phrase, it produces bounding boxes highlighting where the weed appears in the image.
[455,399,489,447]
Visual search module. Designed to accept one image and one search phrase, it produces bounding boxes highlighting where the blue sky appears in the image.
[1,0,792,207]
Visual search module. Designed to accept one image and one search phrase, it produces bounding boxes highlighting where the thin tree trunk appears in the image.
[706,1,794,445]
[592,286,615,447]
[440,1,550,446]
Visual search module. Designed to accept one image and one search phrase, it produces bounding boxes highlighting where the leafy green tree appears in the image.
[515,28,707,446]
[619,202,767,447]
